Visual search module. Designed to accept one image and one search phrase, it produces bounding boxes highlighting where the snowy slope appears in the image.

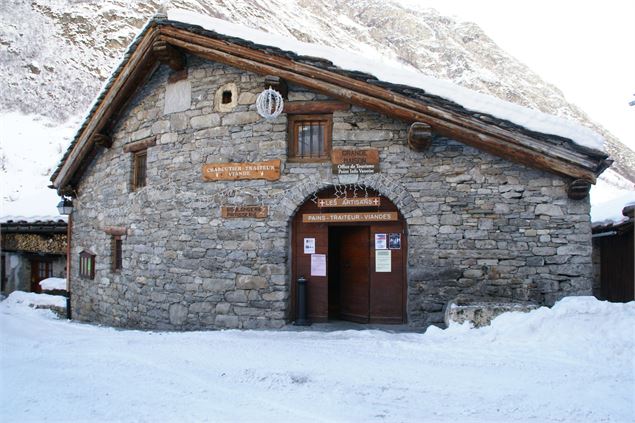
[1,294,633,422]
[0,112,78,217]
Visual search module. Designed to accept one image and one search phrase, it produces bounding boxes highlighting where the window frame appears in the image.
[111,236,122,273]
[79,251,95,280]
[287,114,332,162]
[131,149,147,191]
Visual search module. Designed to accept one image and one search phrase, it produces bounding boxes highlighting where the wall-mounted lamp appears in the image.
[57,197,74,215]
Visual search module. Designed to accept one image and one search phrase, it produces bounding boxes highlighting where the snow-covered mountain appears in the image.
[1,0,634,216]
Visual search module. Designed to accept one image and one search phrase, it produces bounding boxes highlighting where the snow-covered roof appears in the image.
[168,9,605,153]
[0,215,68,225]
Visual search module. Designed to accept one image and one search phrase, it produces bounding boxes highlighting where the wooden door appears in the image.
[370,223,406,323]
[292,221,329,322]
[338,226,370,322]
[30,258,52,293]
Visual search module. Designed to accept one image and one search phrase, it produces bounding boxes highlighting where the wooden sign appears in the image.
[202,159,281,181]
[221,206,268,219]
[331,148,379,175]
[302,212,398,223]
[317,197,381,208]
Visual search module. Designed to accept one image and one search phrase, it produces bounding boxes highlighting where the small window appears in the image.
[288,114,332,161]
[222,90,232,104]
[132,150,147,190]
[79,251,95,280]
[111,236,122,272]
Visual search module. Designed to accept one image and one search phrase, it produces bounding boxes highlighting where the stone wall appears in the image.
[70,55,593,330]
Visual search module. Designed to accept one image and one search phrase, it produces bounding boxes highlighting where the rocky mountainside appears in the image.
[1,0,634,182]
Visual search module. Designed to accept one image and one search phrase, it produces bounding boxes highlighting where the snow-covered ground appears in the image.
[1,293,633,422]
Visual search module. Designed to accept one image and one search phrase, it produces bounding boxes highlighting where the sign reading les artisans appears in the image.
[317,197,381,208]
[331,148,379,175]
[202,159,281,181]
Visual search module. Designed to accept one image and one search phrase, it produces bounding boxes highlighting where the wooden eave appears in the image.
[51,17,610,194]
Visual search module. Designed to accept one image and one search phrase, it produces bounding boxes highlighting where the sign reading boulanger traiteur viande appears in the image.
[202,159,281,181]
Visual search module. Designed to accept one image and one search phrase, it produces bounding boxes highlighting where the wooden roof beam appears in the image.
[160,33,597,183]
[52,27,160,193]
[158,26,605,173]
[153,39,186,71]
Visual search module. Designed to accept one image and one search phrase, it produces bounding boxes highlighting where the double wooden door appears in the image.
[291,188,406,324]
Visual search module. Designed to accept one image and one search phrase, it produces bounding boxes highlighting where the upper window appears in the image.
[132,150,147,190]
[79,251,95,280]
[288,114,332,161]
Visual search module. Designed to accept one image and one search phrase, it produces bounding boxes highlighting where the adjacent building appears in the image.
[1,217,67,294]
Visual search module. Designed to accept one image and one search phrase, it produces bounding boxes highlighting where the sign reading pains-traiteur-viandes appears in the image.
[202,159,281,181]
[303,212,398,223]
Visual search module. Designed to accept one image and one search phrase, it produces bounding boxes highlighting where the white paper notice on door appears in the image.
[304,238,316,254]
[311,254,327,276]
[375,233,387,250]
[375,250,391,272]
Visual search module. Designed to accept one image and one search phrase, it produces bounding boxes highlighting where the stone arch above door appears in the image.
[271,173,419,223]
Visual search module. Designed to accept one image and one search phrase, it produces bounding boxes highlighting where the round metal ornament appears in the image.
[256,87,284,120]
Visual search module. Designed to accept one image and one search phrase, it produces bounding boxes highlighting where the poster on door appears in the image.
[311,254,327,276]
[304,238,316,254]
[388,233,401,249]
[375,250,391,272]
[375,233,387,250]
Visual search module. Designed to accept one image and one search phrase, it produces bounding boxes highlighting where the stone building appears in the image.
[49,12,611,330]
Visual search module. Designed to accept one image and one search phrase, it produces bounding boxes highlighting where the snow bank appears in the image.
[430,297,634,362]
[0,295,632,422]
[167,9,605,151]
[2,290,66,309]
[39,277,67,291]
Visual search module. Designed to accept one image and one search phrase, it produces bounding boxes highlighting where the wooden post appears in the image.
[92,133,112,149]
[567,179,592,200]
[65,213,72,319]
[408,122,433,151]
[264,75,288,99]
[153,39,186,71]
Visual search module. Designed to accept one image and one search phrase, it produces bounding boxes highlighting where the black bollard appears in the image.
[66,292,72,320]
[294,276,310,326]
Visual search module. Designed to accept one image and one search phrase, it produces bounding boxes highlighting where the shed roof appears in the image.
[50,11,611,195]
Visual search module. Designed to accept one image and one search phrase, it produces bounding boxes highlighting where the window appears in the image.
[222,90,232,104]
[111,236,122,272]
[132,150,147,190]
[288,114,332,161]
[79,251,95,280]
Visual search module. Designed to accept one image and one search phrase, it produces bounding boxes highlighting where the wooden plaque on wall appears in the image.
[221,206,268,219]
[302,212,398,223]
[317,197,381,208]
[331,148,380,175]
[202,159,281,181]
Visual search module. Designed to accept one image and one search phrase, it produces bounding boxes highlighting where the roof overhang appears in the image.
[50,16,611,197]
